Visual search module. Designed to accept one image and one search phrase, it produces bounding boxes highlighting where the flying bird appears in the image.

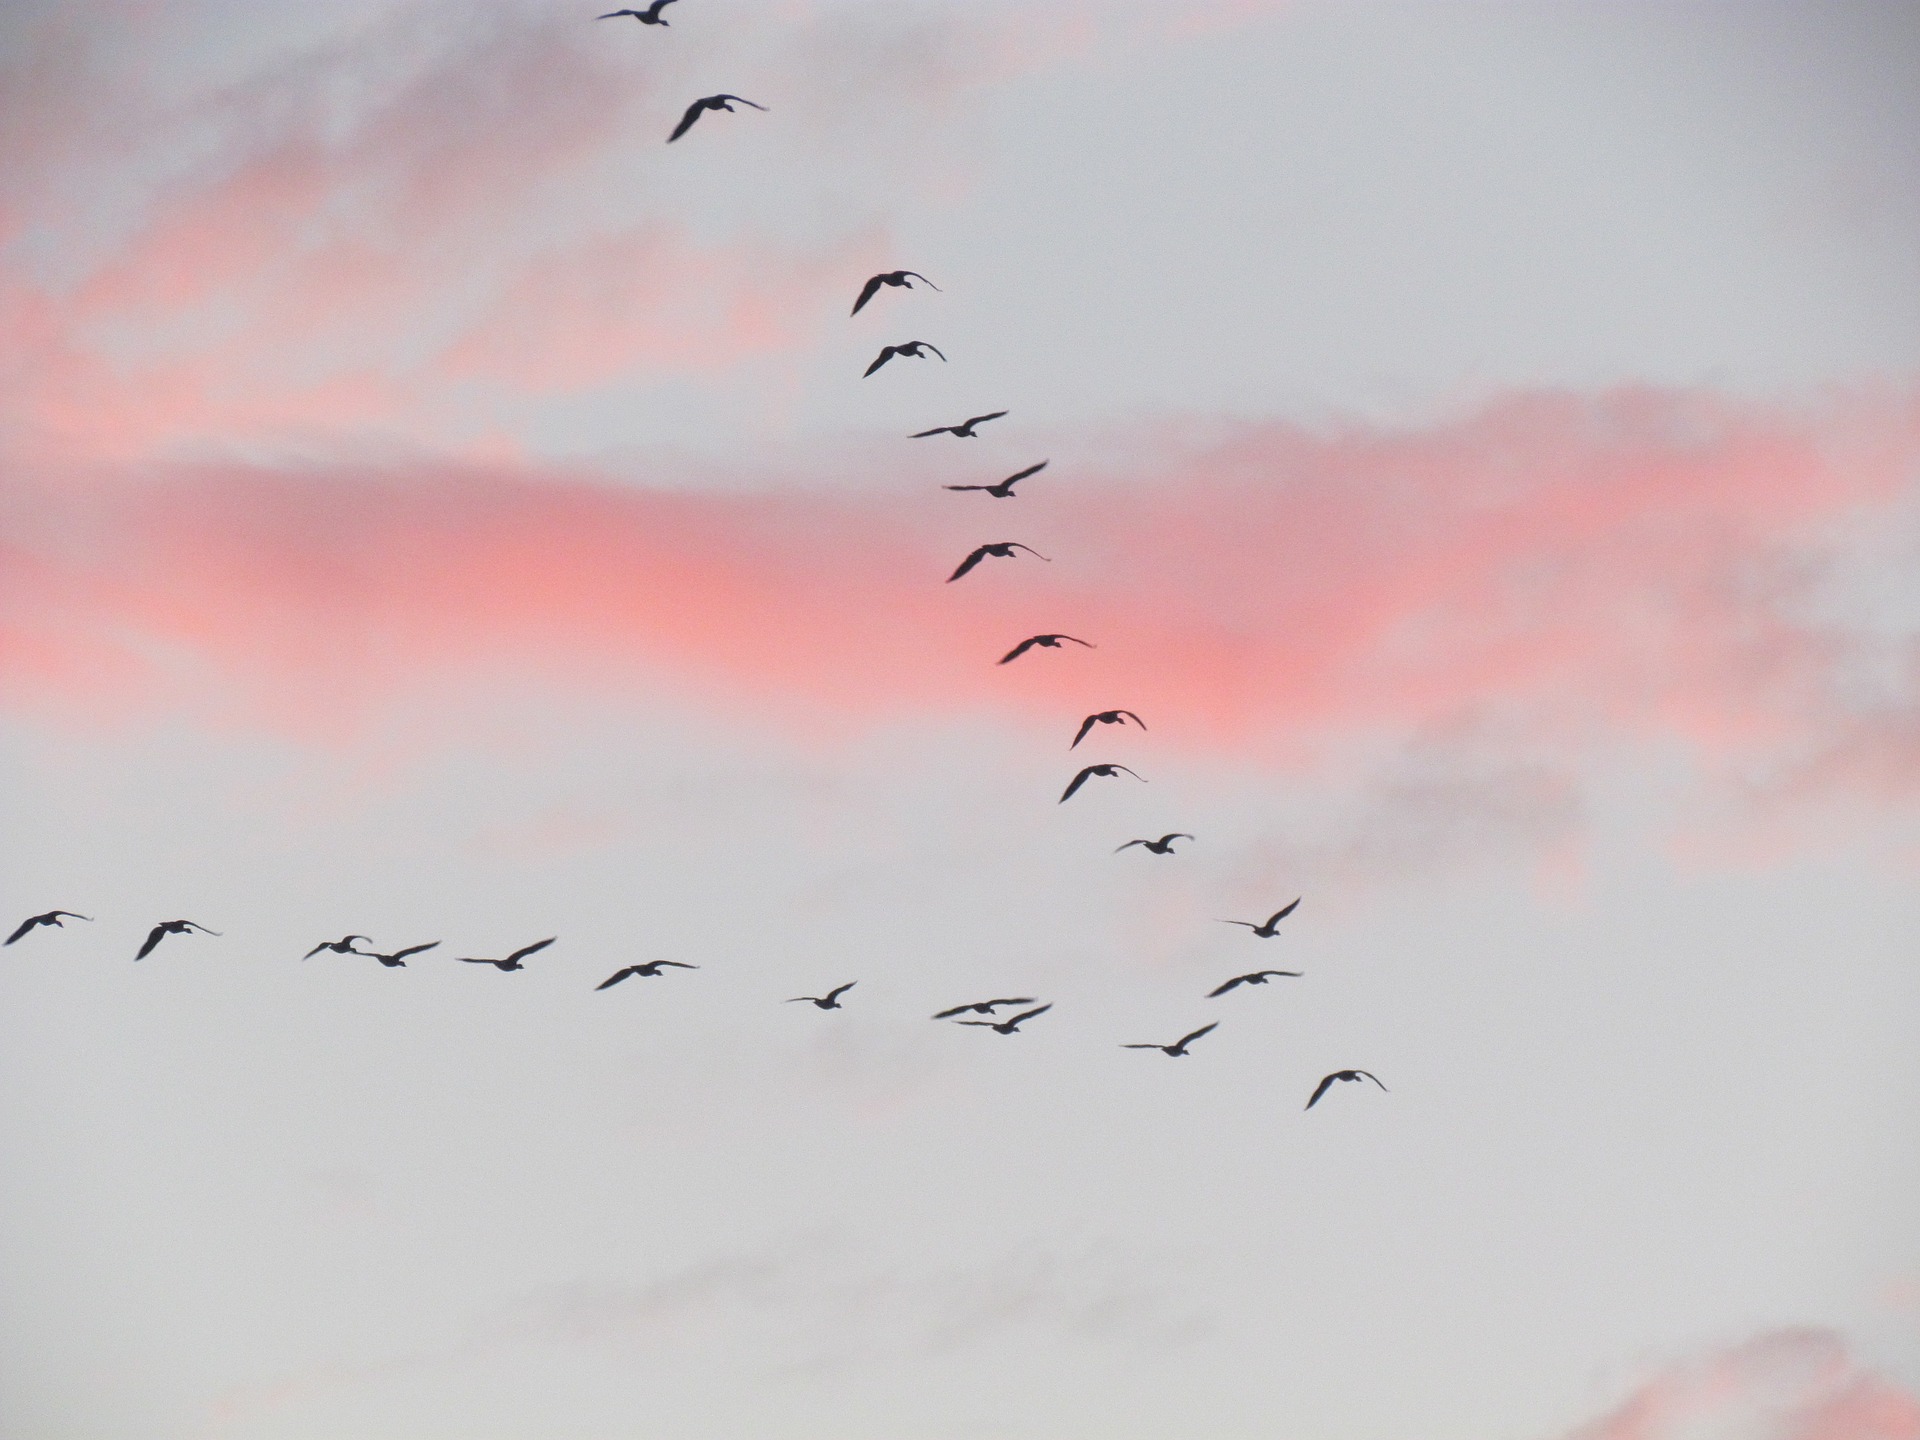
[364,942,439,969]
[957,1003,1052,1035]
[1115,833,1192,855]
[1059,763,1144,803]
[931,997,1039,1020]
[1070,710,1145,749]
[788,982,856,1010]
[596,960,699,990]
[851,270,940,316]
[667,93,767,143]
[912,411,1007,439]
[946,461,1047,498]
[999,633,1092,665]
[1123,1022,1218,1057]
[598,0,678,23]
[303,934,371,960]
[864,340,946,377]
[456,938,557,972]
[1218,899,1301,938]
[1305,1070,1388,1109]
[135,920,220,960]
[5,911,92,945]
[1207,969,1303,997]
[947,541,1049,582]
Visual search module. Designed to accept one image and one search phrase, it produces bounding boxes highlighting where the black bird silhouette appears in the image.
[1219,899,1301,937]
[1123,1022,1218,1057]
[1070,709,1146,749]
[946,461,1047,499]
[667,93,767,142]
[1208,969,1303,997]
[457,937,557,972]
[1305,1069,1388,1109]
[303,934,371,960]
[788,982,856,1010]
[599,0,677,23]
[930,997,1039,1020]
[1059,763,1145,803]
[957,1003,1052,1035]
[5,911,92,945]
[851,270,940,316]
[596,960,699,990]
[864,340,946,377]
[1115,833,1192,855]
[364,942,439,969]
[135,920,220,960]
[947,541,1049,582]
[1000,633,1092,665]
[912,411,1007,439]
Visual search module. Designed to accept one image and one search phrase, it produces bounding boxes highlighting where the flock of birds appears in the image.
[1,4,1389,1117]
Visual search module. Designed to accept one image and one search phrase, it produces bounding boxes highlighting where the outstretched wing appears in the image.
[1059,767,1097,803]
[134,925,169,960]
[4,916,40,945]
[1264,898,1302,928]
[947,546,991,582]
[388,943,440,961]
[1001,461,1048,489]
[598,9,643,16]
[1257,970,1304,981]
[1356,1070,1388,1091]
[1119,711,1147,730]
[864,346,898,377]
[922,343,947,361]
[944,483,991,492]
[302,942,329,959]
[667,98,710,141]
[911,424,957,438]
[596,968,638,991]
[1007,1005,1052,1027]
[999,636,1043,665]
[1304,1074,1339,1110]
[1006,543,1050,561]
[657,960,697,970]
[931,1003,980,1019]
[850,275,886,316]
[1218,919,1259,930]
[1207,975,1249,997]
[718,96,770,111]
[457,957,502,967]
[1177,1022,1219,1050]
[955,1020,997,1028]
[1114,839,1148,853]
[825,981,857,1003]
[506,937,557,965]
[646,0,681,15]
[1070,714,1101,749]
[966,410,1007,429]
[1161,834,1193,845]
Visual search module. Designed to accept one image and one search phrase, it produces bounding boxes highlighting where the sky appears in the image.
[1,2,1918,1438]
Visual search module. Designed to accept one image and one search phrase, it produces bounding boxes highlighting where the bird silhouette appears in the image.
[947,541,1049,582]
[1218,899,1301,937]
[667,93,767,142]
[930,997,1039,1020]
[1305,1070,1388,1109]
[1059,763,1145,803]
[851,270,940,316]
[1208,969,1303,997]
[456,938,556,972]
[599,0,677,23]
[1115,833,1192,855]
[1070,710,1146,749]
[303,934,371,960]
[363,942,439,969]
[957,1003,1052,1035]
[864,340,946,377]
[788,982,856,1010]
[999,633,1092,665]
[5,911,92,945]
[1123,1022,1218,1057]
[946,461,1047,498]
[135,920,220,960]
[596,960,699,990]
[912,411,1007,439]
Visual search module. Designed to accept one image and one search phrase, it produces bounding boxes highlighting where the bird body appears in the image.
[303,934,371,960]
[599,0,678,22]
[946,461,1048,499]
[596,960,698,990]
[365,942,439,969]
[864,340,946,377]
[1070,710,1146,749]
[999,633,1092,665]
[456,937,557,972]
[788,982,856,1010]
[1123,1022,1218,1057]
[1305,1070,1388,1109]
[135,920,220,960]
[851,271,940,316]
[947,541,1049,582]
[5,911,92,945]
[931,997,1038,1020]
[1218,899,1301,937]
[1059,763,1145,804]
[912,411,1007,439]
[957,1004,1052,1035]
[1208,969,1303,997]
[1115,833,1192,855]
[667,93,767,142]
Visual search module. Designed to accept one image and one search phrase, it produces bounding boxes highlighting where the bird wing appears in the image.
[1114,839,1147,852]
[658,961,697,969]
[999,636,1042,664]
[1264,898,1302,928]
[1057,635,1093,648]
[955,1020,997,1028]
[987,998,1038,1009]
[785,996,819,1003]
[596,968,637,991]
[134,925,168,960]
[1121,1043,1162,1050]
[1218,920,1258,929]
[825,981,857,1002]
[850,275,886,315]
[944,484,991,492]
[911,424,957,438]
[1070,715,1100,749]
[923,344,947,361]
[1164,834,1193,843]
[457,957,501,966]
[388,943,440,961]
[667,99,709,141]
[721,96,770,111]
[506,937,557,964]
[1007,543,1050,561]
[4,918,38,945]
[902,272,941,291]
[1356,1070,1388,1091]
[1257,970,1304,980]
[864,346,898,377]
[1177,1023,1219,1049]
[1114,766,1144,781]
[931,1004,977,1019]
[1207,976,1248,997]
[1002,461,1048,487]
[647,0,680,14]
[1305,1074,1339,1109]
[947,546,990,582]
[1119,711,1147,729]
[1007,1005,1052,1026]
[1059,767,1096,803]
[598,9,642,16]
[302,942,329,959]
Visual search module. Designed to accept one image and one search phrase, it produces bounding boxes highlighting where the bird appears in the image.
[1207,969,1303,997]
[864,340,946,377]
[958,1003,1052,1035]
[912,411,1006,439]
[135,920,220,960]
[946,461,1047,499]
[1218,899,1301,937]
[363,942,439,969]
[1115,833,1192,855]
[667,93,767,143]
[947,541,1049,582]
[598,0,677,23]
[999,633,1092,665]
[1070,710,1146,749]
[456,938,557,972]
[931,997,1039,1020]
[1123,1022,1218,1057]
[5,911,92,945]
[596,960,699,990]
[303,935,371,960]
[1305,1070,1388,1109]
[1059,763,1145,803]
[788,982,856,1010]
[851,270,941,316]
